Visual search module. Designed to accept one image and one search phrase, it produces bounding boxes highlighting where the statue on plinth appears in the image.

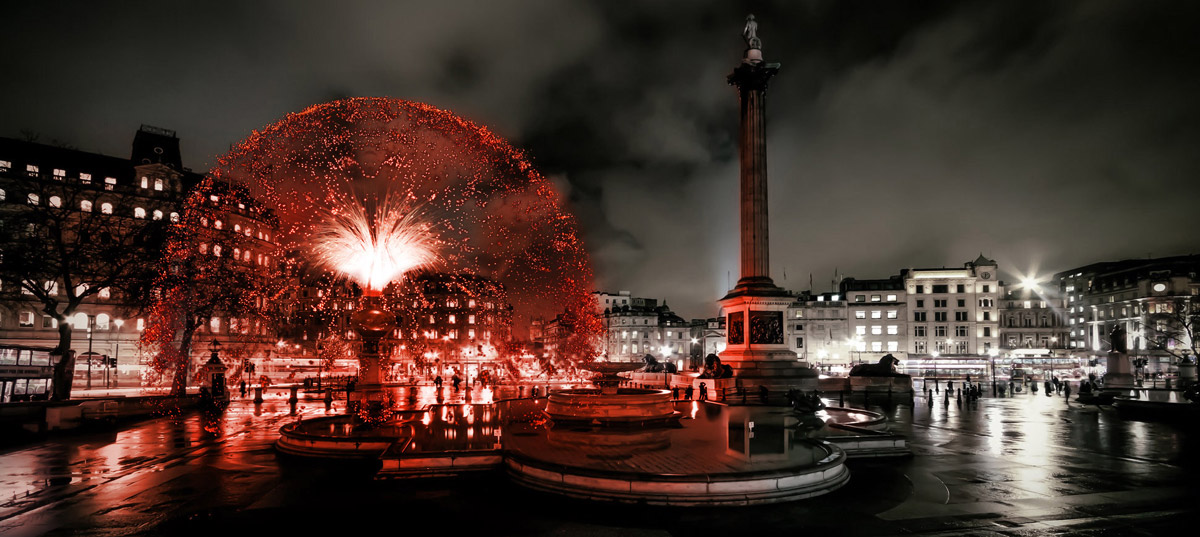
[639,354,677,373]
[699,354,733,379]
[849,354,908,377]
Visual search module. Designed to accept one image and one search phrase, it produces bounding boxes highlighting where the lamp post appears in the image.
[86,317,94,390]
[110,319,123,389]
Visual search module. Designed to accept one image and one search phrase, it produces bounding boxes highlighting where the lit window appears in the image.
[96,313,110,329]
[199,243,208,254]
[49,196,61,207]
[449,315,456,324]
[887,325,899,335]
[210,195,219,203]
[887,341,898,352]
[210,318,220,332]
[79,173,91,183]
[134,207,146,219]
[140,176,149,188]
[71,312,88,329]
[871,326,882,335]
[81,200,92,212]
[213,245,222,257]
[887,310,897,319]
[214,220,222,229]
[871,295,881,302]
[468,329,476,339]
[0,189,5,201]
[871,311,882,319]
[99,287,111,299]
[26,164,39,176]
[0,160,10,170]
[871,341,882,352]
[886,294,897,301]
[101,202,113,214]
[136,318,145,330]
[856,326,866,335]
[104,177,116,190]
[169,212,179,223]
[468,299,476,308]
[234,224,241,233]
[27,193,39,205]
[154,178,163,191]
[855,311,866,319]
[53,168,65,179]
[152,210,163,220]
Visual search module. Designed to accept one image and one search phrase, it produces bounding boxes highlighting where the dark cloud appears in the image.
[3,1,1197,318]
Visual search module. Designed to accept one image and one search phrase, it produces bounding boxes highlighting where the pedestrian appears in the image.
[1064,382,1072,403]
[1009,380,1014,394]
[1044,380,1053,397]
[947,379,954,391]
[672,386,680,400]
[434,375,443,389]
[685,385,694,400]
[239,380,247,398]
[698,382,708,401]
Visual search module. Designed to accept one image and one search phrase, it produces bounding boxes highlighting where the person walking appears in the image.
[685,385,694,401]
[698,382,708,401]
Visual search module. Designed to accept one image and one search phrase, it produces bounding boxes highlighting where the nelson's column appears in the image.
[717,15,818,390]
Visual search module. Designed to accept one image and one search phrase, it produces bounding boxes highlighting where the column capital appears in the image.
[728,62,781,92]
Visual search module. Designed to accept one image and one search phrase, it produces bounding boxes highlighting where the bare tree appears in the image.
[138,178,290,396]
[1138,295,1200,364]
[0,176,168,399]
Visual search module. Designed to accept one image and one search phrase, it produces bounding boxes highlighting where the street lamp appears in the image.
[110,318,124,389]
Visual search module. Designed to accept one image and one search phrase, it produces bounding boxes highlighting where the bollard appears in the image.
[839,390,844,407]
[288,386,299,404]
[253,386,264,404]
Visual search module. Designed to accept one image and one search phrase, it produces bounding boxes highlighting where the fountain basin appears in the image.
[544,388,679,425]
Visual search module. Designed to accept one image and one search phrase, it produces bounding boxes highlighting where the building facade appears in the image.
[787,292,849,373]
[903,255,1002,358]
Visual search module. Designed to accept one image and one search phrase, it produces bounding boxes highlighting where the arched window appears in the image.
[199,243,208,254]
[27,193,39,205]
[101,203,113,214]
[81,200,93,212]
[169,212,179,223]
[243,250,251,261]
[152,210,163,220]
[234,224,241,233]
[210,317,220,333]
[214,220,222,230]
[71,312,89,330]
[140,176,149,188]
[233,248,240,260]
[154,178,163,191]
[213,245,222,257]
[96,313,110,329]
[134,207,146,219]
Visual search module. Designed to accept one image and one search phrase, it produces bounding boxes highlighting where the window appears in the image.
[916,299,924,308]
[152,210,163,220]
[0,188,5,201]
[871,310,882,319]
[955,326,967,337]
[916,285,924,294]
[979,298,994,308]
[855,311,866,319]
[932,284,948,293]
[0,160,9,170]
[934,312,947,322]
[104,177,117,190]
[134,207,146,219]
[983,311,991,321]
[871,295,881,302]
[956,284,965,293]
[26,164,39,176]
[914,326,927,337]
[27,193,39,205]
[887,310,897,319]
[983,327,992,337]
[795,337,804,348]
[137,318,145,331]
[99,287,111,299]
[49,196,61,207]
[982,285,990,293]
[19,311,35,327]
[856,326,866,335]
[53,168,65,180]
[214,220,222,230]
[914,312,927,322]
[210,317,220,332]
[140,176,149,189]
[887,341,898,352]
[855,295,865,302]
[933,299,946,308]
[42,316,57,328]
[957,299,965,307]
[955,311,968,321]
[871,326,882,335]
[170,212,179,223]
[96,313,110,329]
[871,341,883,352]
[935,326,947,337]
[154,178,163,191]
[101,202,113,214]
[914,341,927,354]
[887,325,899,335]
[80,200,93,212]
[1024,300,1032,309]
[449,315,456,324]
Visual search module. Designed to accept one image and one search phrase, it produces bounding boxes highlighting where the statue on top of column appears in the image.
[743,14,762,50]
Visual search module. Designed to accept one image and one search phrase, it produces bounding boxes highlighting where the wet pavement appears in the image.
[0,384,1196,536]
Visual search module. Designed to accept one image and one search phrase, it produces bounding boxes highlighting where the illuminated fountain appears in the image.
[544,361,678,425]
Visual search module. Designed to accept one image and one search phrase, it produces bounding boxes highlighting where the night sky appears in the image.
[3,1,1198,318]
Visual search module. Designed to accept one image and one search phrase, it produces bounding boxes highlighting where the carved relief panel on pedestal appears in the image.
[749,311,783,345]
[728,311,744,345]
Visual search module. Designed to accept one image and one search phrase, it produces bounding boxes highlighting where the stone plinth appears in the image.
[1104,352,1135,388]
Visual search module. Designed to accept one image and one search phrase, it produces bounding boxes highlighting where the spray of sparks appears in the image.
[312,194,439,292]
